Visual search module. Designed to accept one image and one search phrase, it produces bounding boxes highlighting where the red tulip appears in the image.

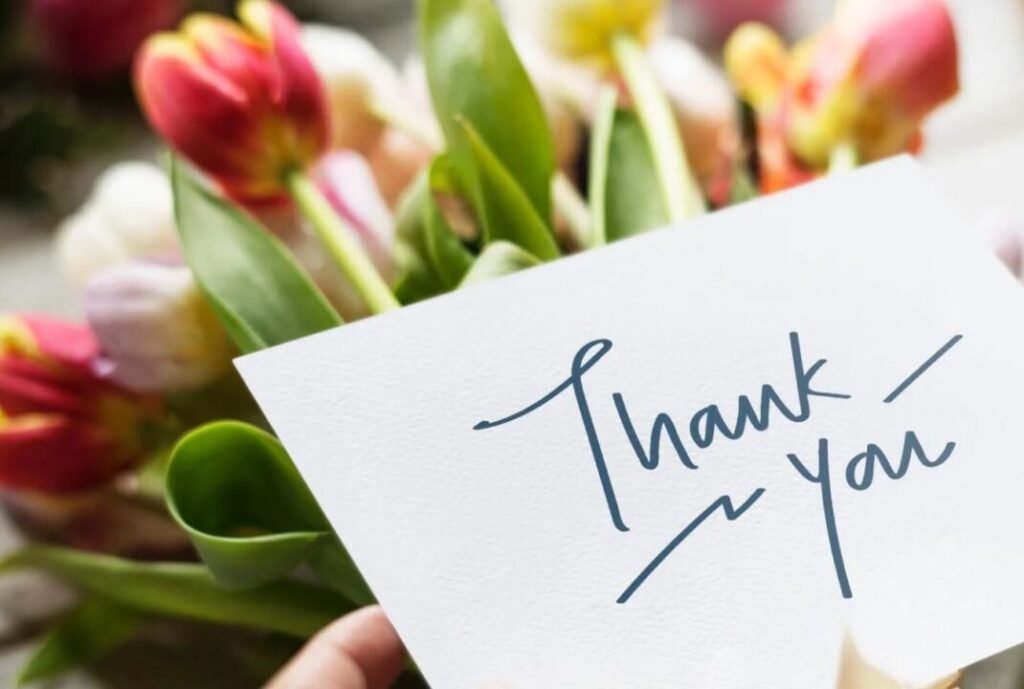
[0,315,158,494]
[30,0,184,82]
[134,0,329,203]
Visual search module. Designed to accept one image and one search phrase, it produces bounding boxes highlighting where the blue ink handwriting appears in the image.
[473,332,963,604]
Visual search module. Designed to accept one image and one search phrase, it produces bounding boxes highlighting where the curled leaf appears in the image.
[167,421,373,605]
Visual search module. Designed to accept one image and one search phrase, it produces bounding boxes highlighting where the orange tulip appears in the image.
[0,315,158,494]
[134,0,328,202]
[726,0,958,190]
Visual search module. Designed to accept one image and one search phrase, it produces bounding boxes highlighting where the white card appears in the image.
[238,157,1024,689]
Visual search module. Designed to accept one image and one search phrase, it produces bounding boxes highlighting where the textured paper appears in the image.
[238,158,1024,689]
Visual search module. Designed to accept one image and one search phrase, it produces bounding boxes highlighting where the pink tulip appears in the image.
[726,0,959,190]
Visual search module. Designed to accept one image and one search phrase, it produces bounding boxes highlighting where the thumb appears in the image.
[265,605,406,689]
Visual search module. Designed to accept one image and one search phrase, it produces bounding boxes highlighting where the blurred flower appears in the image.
[299,24,403,155]
[650,37,738,186]
[84,262,234,394]
[29,0,184,82]
[511,32,605,124]
[682,0,790,41]
[0,314,159,494]
[55,162,179,290]
[368,127,436,209]
[726,0,958,187]
[135,0,328,203]
[505,0,667,66]
[837,635,960,689]
[978,208,1024,279]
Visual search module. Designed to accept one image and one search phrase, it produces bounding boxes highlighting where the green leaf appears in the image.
[1,547,349,638]
[460,241,540,287]
[419,0,555,224]
[589,92,669,243]
[458,120,560,260]
[171,159,342,354]
[18,597,143,687]
[167,421,373,605]
[394,161,475,304]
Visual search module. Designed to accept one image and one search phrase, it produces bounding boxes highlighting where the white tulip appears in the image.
[512,32,604,124]
[84,262,233,393]
[55,162,178,290]
[300,24,403,155]
[504,0,666,65]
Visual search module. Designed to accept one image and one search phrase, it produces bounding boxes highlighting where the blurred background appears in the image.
[5,0,1024,315]
[2,0,1024,685]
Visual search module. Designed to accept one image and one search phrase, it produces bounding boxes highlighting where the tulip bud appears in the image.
[134,0,329,203]
[29,0,183,82]
[55,162,179,290]
[299,24,403,155]
[650,37,739,185]
[0,314,159,494]
[504,0,667,66]
[84,262,234,393]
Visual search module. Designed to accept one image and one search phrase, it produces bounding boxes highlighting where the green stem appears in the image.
[553,171,592,250]
[828,142,859,174]
[612,33,704,223]
[1,547,350,638]
[588,85,619,247]
[286,171,400,314]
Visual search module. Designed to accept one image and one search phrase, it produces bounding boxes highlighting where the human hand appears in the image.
[265,606,406,689]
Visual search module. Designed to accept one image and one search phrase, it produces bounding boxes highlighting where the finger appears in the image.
[265,606,406,689]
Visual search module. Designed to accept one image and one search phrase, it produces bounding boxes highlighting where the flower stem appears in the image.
[370,97,592,251]
[612,33,705,223]
[286,171,400,314]
[828,142,859,174]
[587,85,619,247]
[553,171,592,250]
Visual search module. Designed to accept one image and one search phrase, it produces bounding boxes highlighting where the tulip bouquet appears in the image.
[0,0,962,684]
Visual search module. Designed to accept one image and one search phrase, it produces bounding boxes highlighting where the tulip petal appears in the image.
[135,35,280,196]
[724,22,789,112]
[851,0,959,120]
[240,0,328,161]
[17,315,100,372]
[0,361,91,418]
[0,415,117,494]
